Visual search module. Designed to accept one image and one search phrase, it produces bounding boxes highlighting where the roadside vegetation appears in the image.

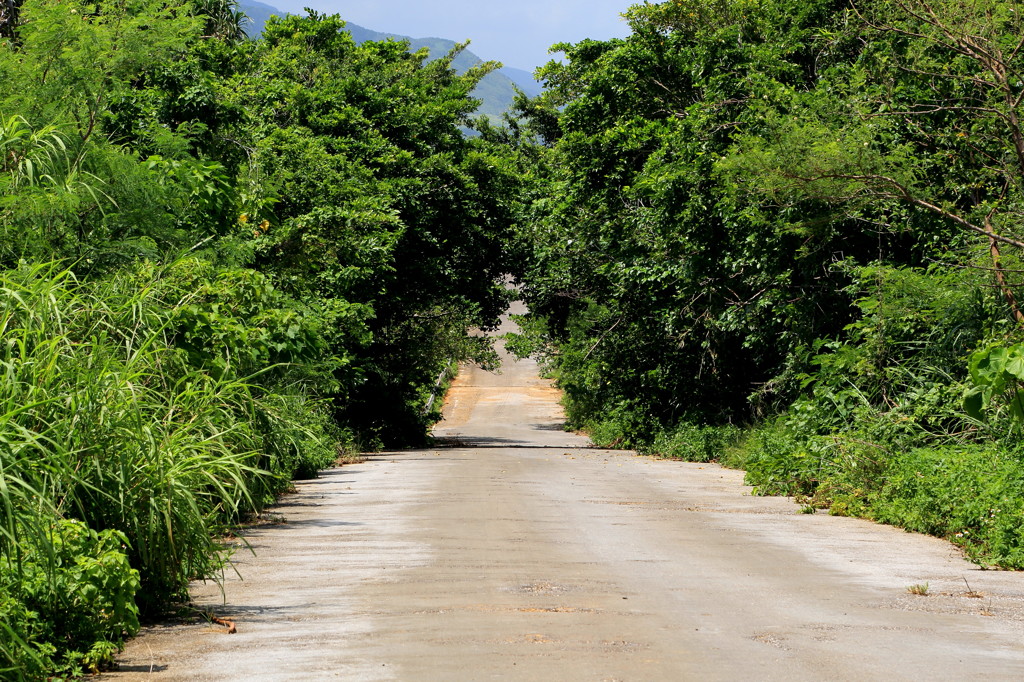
[5,0,1024,677]
[507,0,1024,573]
[0,1,517,677]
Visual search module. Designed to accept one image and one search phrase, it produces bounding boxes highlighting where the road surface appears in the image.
[111,303,1024,680]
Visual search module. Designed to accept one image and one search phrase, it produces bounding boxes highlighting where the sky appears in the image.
[260,0,635,72]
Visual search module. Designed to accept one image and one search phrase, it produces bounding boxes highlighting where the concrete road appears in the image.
[111,305,1024,680]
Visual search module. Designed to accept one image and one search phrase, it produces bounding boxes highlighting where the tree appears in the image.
[194,0,248,42]
[514,0,872,439]
[0,0,19,41]
[221,12,517,443]
[730,0,1024,321]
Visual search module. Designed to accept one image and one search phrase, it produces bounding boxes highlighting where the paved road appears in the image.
[112,304,1024,680]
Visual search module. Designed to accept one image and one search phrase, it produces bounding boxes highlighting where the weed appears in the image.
[647,423,741,463]
[961,576,984,599]
[907,583,930,596]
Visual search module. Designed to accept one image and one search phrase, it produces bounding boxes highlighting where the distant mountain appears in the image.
[238,3,542,122]
[501,67,544,99]
[238,0,278,37]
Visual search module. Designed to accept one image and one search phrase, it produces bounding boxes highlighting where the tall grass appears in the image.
[0,261,335,677]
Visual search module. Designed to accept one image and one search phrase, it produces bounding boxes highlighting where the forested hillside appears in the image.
[0,1,521,676]
[509,0,1024,571]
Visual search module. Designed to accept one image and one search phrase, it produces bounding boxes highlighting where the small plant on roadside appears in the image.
[647,423,741,463]
[907,583,930,596]
[961,576,984,599]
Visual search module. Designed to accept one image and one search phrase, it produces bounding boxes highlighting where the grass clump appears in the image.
[0,261,342,677]
[645,423,741,463]
[907,583,930,596]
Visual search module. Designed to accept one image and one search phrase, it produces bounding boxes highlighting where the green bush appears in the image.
[0,520,139,679]
[734,422,830,497]
[583,400,660,449]
[869,445,1024,568]
[646,423,740,462]
[732,414,1024,568]
[0,263,244,606]
[0,261,344,673]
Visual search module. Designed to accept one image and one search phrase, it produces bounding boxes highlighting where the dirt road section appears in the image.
[111,303,1024,680]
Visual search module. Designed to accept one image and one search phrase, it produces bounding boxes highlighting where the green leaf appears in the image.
[963,387,985,421]
[1004,347,1024,380]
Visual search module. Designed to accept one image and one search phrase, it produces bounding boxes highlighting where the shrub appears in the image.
[583,400,659,449]
[646,423,740,462]
[736,422,832,497]
[0,260,343,673]
[0,520,139,679]
[869,445,1024,568]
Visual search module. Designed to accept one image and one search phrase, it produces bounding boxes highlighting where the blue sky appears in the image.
[260,1,634,72]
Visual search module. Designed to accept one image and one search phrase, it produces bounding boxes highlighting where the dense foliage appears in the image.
[6,0,1024,676]
[510,0,1024,570]
[0,1,518,677]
